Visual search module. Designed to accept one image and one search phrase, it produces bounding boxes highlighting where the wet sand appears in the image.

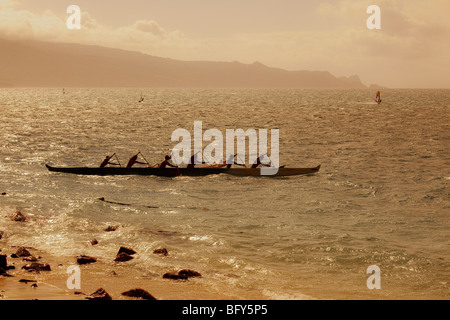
[0,208,268,300]
[0,245,267,300]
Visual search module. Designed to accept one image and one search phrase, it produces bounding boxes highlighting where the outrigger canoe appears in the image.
[45,164,320,177]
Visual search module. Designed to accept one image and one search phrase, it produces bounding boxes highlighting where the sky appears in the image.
[1,0,449,88]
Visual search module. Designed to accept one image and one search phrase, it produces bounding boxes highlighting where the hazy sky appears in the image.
[1,0,449,88]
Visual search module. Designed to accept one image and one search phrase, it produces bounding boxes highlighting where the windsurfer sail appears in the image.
[376,91,381,104]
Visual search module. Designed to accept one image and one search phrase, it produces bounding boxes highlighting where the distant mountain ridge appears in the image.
[0,37,371,88]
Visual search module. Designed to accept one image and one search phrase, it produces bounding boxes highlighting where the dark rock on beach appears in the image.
[179,269,202,278]
[19,279,37,284]
[114,252,134,262]
[153,248,168,256]
[14,247,39,262]
[105,225,119,232]
[22,262,51,272]
[114,247,136,262]
[15,247,32,257]
[90,239,98,246]
[0,255,7,275]
[163,272,188,280]
[0,255,15,275]
[86,288,112,300]
[11,210,27,222]
[23,256,38,262]
[0,255,6,270]
[163,269,202,280]
[117,246,136,256]
[77,255,97,265]
[121,288,157,300]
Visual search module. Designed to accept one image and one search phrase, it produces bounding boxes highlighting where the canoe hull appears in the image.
[45,164,320,177]
[224,166,321,176]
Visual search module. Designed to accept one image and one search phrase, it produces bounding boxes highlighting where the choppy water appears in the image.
[0,88,449,299]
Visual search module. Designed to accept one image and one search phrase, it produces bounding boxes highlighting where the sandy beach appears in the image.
[1,240,269,300]
[1,209,268,301]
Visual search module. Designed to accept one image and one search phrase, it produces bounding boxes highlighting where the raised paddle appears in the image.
[236,153,247,168]
[113,153,122,167]
[137,151,152,168]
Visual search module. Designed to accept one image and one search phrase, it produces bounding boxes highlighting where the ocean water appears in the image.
[0,88,449,299]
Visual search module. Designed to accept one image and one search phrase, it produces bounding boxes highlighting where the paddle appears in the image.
[174,158,182,176]
[102,153,121,167]
[234,153,247,168]
[161,152,182,176]
[138,151,152,168]
[113,153,122,167]
[252,153,284,169]
[233,153,247,168]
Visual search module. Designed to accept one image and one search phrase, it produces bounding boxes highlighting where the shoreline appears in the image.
[0,210,270,300]
[0,244,269,300]
[2,207,448,300]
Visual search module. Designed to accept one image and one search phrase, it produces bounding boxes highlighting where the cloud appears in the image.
[311,0,450,85]
[0,8,36,39]
[132,20,166,36]
[0,0,18,9]
[0,6,190,55]
[0,1,448,87]
[316,0,450,39]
